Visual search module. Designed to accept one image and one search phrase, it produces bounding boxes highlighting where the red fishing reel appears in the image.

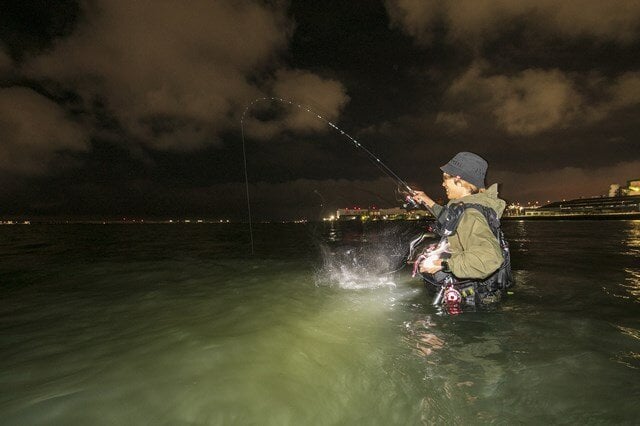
[444,286,462,315]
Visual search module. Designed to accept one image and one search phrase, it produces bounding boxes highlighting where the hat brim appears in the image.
[440,164,485,188]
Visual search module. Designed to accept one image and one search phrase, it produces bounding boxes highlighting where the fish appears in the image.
[412,240,450,277]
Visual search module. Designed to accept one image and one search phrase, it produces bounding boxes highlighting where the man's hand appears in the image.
[420,258,443,274]
[411,190,435,208]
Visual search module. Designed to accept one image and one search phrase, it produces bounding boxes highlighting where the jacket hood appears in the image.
[447,183,506,218]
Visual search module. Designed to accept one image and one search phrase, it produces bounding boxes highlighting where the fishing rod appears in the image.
[240,96,420,254]
[242,97,415,190]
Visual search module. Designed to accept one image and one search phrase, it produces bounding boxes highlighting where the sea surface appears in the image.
[1,220,639,425]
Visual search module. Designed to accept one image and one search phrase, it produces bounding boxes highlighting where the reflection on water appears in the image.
[510,220,531,254]
[619,269,640,302]
[402,316,445,357]
[620,221,640,303]
[613,325,640,369]
[623,220,640,252]
[616,325,640,341]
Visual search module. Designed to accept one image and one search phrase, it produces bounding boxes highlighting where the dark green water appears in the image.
[1,221,639,425]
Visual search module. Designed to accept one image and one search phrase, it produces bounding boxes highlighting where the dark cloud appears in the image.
[438,63,640,136]
[385,0,640,45]
[12,0,350,156]
[21,0,293,151]
[443,64,582,136]
[0,87,88,174]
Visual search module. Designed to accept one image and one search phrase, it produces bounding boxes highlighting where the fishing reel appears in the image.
[403,195,421,210]
[443,286,463,315]
[398,187,424,210]
[432,277,463,316]
[431,276,464,315]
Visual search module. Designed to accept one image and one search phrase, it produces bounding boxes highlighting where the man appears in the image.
[411,151,512,309]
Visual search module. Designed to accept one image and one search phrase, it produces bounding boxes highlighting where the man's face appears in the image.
[442,174,464,200]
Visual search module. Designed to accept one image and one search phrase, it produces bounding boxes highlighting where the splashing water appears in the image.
[314,222,428,290]
[315,244,403,290]
[316,236,410,290]
[317,251,397,290]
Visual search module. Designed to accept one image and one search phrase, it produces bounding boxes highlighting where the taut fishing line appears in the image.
[240,97,418,256]
[240,104,254,255]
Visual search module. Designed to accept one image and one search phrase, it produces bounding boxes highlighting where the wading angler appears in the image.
[410,152,513,314]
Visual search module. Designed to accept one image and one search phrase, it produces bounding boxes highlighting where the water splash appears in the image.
[315,244,402,290]
[314,221,428,290]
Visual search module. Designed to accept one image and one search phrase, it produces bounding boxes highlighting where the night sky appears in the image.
[1,1,639,220]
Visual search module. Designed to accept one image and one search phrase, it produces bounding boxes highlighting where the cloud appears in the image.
[492,160,640,203]
[608,71,640,109]
[578,71,640,123]
[22,0,344,150]
[272,69,350,130]
[434,112,468,132]
[383,1,640,138]
[385,0,640,44]
[0,87,89,174]
[243,69,350,140]
[384,0,441,45]
[545,2,640,42]
[438,64,640,136]
[440,64,582,135]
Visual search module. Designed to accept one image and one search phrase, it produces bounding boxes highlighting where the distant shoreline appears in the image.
[2,214,640,225]
[502,212,640,221]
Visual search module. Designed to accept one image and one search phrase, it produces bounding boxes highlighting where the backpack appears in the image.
[431,202,514,291]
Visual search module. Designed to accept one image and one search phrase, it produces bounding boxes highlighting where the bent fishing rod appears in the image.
[240,96,421,254]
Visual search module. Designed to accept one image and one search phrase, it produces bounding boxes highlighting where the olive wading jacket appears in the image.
[428,184,506,280]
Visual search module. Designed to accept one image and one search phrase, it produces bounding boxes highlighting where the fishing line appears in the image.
[240,111,254,255]
[240,96,416,255]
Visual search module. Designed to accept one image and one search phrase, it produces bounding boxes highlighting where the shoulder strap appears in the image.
[433,202,500,237]
[433,202,463,236]
[462,203,501,237]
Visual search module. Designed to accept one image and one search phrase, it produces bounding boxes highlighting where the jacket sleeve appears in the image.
[428,203,444,218]
[448,209,503,279]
